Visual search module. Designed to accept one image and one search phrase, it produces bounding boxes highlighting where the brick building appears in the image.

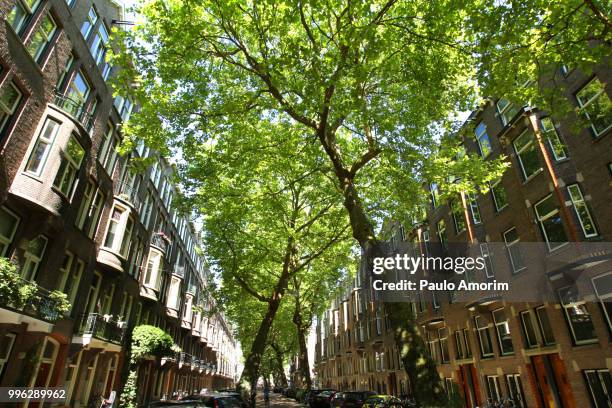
[314,65,611,407]
[0,0,238,406]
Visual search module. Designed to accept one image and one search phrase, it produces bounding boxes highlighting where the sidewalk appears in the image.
[255,392,306,408]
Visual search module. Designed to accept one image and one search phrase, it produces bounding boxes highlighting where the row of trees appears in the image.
[112,0,609,406]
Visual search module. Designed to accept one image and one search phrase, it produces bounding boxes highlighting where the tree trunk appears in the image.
[292,290,312,391]
[239,239,297,407]
[335,174,447,406]
[271,344,289,388]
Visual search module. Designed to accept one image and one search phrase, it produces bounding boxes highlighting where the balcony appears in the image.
[80,313,126,346]
[53,92,95,131]
[150,232,170,253]
[113,181,141,210]
[0,281,65,331]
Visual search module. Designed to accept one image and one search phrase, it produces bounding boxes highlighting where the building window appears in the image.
[8,0,42,34]
[592,273,612,336]
[0,82,23,136]
[430,182,439,207]
[479,243,494,278]
[437,219,447,249]
[103,204,133,257]
[90,23,111,80]
[462,328,472,358]
[475,315,494,357]
[567,184,598,238]
[182,294,193,322]
[64,70,91,117]
[99,124,119,175]
[503,227,525,273]
[81,6,98,39]
[166,276,181,310]
[490,179,508,211]
[474,122,492,158]
[540,117,567,161]
[26,13,57,63]
[438,328,450,363]
[451,199,466,234]
[535,306,556,345]
[584,369,612,407]
[53,134,85,198]
[492,308,514,355]
[21,235,48,281]
[506,374,526,408]
[25,118,61,176]
[485,375,501,401]
[0,333,16,380]
[559,286,598,345]
[513,130,541,180]
[576,77,611,137]
[0,207,20,257]
[454,330,465,359]
[468,193,481,224]
[520,310,539,348]
[497,97,519,126]
[144,248,162,290]
[58,255,83,315]
[83,187,105,239]
[534,195,568,251]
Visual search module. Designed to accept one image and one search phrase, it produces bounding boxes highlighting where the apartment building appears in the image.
[315,65,611,407]
[0,0,238,406]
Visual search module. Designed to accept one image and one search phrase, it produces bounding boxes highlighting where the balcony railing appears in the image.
[81,313,125,344]
[113,181,142,209]
[53,92,95,131]
[150,232,170,253]
[1,280,65,322]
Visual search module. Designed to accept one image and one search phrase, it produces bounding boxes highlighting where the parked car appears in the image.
[308,389,335,407]
[362,395,401,408]
[284,387,297,398]
[331,391,377,408]
[181,394,243,408]
[216,391,250,408]
[149,399,206,407]
[311,390,338,408]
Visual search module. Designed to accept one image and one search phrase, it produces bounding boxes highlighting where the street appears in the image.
[255,392,305,408]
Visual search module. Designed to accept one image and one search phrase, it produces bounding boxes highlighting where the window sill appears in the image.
[546,241,570,255]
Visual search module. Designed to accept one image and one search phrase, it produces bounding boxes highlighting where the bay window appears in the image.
[26,118,60,176]
[144,248,162,290]
[53,134,85,198]
[103,203,133,257]
[0,82,23,136]
[534,195,568,251]
[183,294,193,322]
[166,277,181,310]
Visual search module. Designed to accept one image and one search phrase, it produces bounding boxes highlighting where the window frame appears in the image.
[474,315,494,358]
[576,77,612,137]
[0,206,20,257]
[22,235,48,282]
[497,97,520,126]
[0,82,24,136]
[558,286,598,345]
[534,194,568,251]
[513,129,542,181]
[53,133,85,199]
[8,0,43,35]
[490,179,508,212]
[492,308,514,356]
[567,184,598,238]
[26,11,58,64]
[474,121,492,158]
[25,117,61,177]
[540,117,567,161]
[592,272,612,337]
[503,227,526,273]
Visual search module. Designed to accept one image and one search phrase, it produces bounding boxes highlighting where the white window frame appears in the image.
[492,308,514,355]
[540,117,567,161]
[166,276,181,310]
[22,235,48,282]
[503,227,525,273]
[506,374,526,408]
[534,194,568,251]
[102,202,132,256]
[144,248,162,290]
[584,369,612,407]
[75,180,95,229]
[475,315,494,358]
[576,77,612,137]
[25,118,61,176]
[475,121,492,158]
[513,130,541,180]
[497,97,519,126]
[27,12,57,62]
[490,179,508,211]
[0,206,20,257]
[0,333,16,378]
[53,134,85,198]
[480,243,494,278]
[558,286,598,345]
[485,375,501,401]
[567,184,598,238]
[592,272,612,336]
[0,82,23,132]
[81,6,99,39]
[8,0,43,33]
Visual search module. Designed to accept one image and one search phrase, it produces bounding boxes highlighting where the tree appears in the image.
[116,0,604,404]
[158,119,353,405]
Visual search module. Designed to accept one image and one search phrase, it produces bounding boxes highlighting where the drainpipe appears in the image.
[528,113,580,243]
[460,192,475,244]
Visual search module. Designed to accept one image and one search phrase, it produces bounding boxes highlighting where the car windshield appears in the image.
[319,391,333,397]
